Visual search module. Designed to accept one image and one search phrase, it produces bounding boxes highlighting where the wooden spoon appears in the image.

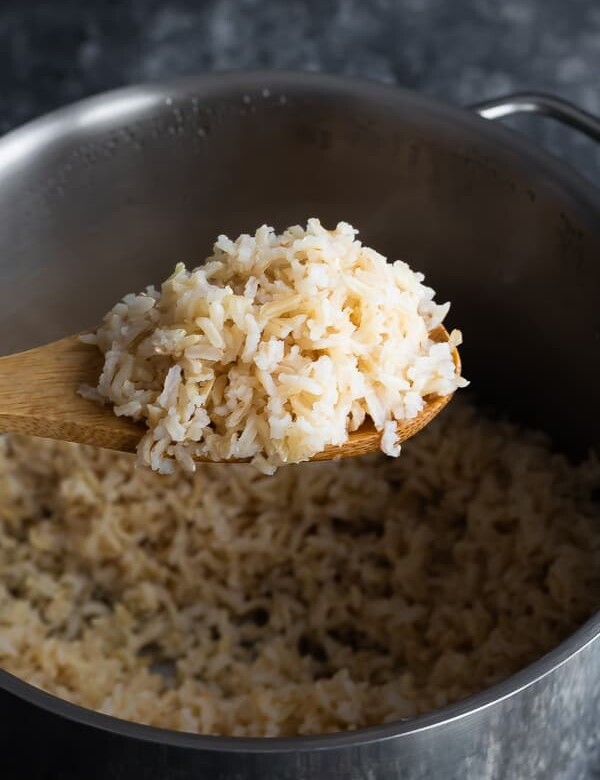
[0,326,460,462]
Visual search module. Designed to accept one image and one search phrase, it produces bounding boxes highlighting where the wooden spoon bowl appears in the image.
[0,325,459,462]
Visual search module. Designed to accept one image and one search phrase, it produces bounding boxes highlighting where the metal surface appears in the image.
[472,92,600,141]
[0,71,599,779]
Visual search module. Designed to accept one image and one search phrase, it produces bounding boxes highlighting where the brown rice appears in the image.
[0,399,598,736]
[81,220,466,474]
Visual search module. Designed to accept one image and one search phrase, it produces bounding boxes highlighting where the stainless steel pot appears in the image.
[0,72,598,780]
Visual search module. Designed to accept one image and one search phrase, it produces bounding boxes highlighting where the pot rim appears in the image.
[0,69,598,751]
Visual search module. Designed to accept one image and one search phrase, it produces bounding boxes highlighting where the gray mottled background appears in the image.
[0,0,599,182]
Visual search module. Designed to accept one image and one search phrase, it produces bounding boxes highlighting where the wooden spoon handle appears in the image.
[0,335,143,451]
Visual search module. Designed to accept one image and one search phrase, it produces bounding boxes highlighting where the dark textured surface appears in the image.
[0,0,599,182]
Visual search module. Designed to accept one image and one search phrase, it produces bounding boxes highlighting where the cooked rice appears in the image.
[82,220,466,474]
[0,399,598,737]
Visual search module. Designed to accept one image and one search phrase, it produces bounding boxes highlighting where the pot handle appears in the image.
[470,92,600,142]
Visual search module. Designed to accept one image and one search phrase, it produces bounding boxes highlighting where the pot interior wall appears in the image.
[0,77,598,455]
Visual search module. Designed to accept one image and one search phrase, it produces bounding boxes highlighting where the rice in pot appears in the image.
[0,399,598,737]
